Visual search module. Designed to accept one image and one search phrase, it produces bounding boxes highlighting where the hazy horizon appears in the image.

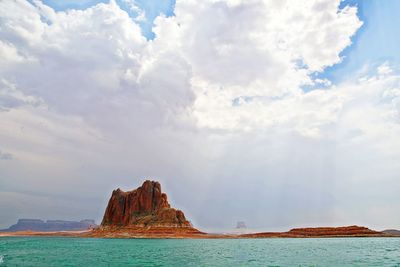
[1,0,399,232]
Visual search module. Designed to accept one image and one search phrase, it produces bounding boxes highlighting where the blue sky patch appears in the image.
[318,0,400,83]
[42,0,175,39]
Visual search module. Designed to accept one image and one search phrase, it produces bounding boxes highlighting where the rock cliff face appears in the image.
[101,180,193,229]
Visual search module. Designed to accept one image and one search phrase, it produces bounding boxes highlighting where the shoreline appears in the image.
[1,233,397,239]
[1,226,398,239]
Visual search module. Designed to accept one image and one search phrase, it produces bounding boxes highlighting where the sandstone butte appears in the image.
[85,180,204,238]
[0,180,396,238]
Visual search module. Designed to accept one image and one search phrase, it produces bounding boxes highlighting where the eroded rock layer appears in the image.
[101,180,195,229]
[241,225,384,238]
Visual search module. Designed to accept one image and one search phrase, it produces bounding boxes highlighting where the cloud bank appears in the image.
[0,0,399,231]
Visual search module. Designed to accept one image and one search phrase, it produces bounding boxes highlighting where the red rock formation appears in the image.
[101,180,194,229]
[286,225,381,237]
[241,225,384,238]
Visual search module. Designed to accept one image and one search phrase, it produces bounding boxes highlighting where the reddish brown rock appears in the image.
[286,225,381,237]
[241,225,385,238]
[101,180,194,229]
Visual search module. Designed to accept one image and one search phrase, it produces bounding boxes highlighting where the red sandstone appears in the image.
[100,180,193,229]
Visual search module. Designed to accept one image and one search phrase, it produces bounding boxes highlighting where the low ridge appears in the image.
[0,219,97,232]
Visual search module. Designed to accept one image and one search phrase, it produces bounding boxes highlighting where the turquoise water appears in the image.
[0,237,400,266]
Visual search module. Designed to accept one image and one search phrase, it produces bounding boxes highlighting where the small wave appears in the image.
[0,255,4,264]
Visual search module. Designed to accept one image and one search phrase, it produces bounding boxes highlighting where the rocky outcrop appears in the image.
[241,225,385,238]
[101,180,194,229]
[236,221,247,229]
[286,225,382,237]
[1,219,97,232]
[382,229,400,236]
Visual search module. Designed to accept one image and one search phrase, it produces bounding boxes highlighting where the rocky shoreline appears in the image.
[0,225,396,239]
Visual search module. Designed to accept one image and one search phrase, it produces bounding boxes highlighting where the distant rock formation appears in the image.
[1,219,97,232]
[286,226,381,236]
[242,225,385,238]
[382,229,400,236]
[236,221,247,229]
[231,221,251,234]
[100,180,197,230]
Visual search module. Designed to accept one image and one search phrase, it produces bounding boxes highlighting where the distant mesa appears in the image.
[1,219,97,232]
[88,180,203,237]
[232,221,251,234]
[236,221,247,229]
[287,226,382,237]
[242,225,386,238]
[382,229,400,236]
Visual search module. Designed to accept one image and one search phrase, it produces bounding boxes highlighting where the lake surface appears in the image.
[0,237,399,266]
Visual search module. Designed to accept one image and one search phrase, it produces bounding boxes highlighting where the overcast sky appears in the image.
[0,0,399,232]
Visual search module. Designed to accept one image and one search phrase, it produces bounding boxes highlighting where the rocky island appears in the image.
[85,180,204,238]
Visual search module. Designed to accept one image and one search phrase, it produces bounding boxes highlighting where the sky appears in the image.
[0,0,399,232]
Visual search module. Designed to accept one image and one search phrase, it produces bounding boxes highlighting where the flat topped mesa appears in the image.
[101,180,192,228]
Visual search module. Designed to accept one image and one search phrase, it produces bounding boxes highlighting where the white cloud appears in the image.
[0,79,43,111]
[150,0,362,134]
[0,0,399,231]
